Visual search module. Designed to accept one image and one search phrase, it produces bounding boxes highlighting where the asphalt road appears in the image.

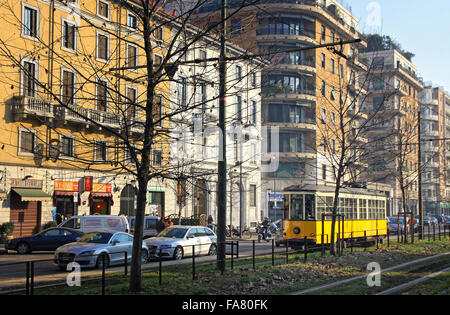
[0,239,285,292]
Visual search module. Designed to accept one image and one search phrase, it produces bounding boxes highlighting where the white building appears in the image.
[167,27,267,227]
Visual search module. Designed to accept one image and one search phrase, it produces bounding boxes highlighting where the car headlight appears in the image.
[78,250,96,257]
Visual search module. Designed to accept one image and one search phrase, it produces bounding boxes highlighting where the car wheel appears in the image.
[96,253,110,269]
[141,249,149,264]
[173,246,183,260]
[208,244,217,256]
[16,242,30,255]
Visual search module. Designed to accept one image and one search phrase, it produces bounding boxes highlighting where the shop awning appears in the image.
[12,188,52,202]
[53,191,81,206]
[89,192,114,206]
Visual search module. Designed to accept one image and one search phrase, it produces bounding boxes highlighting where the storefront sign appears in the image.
[93,183,112,193]
[11,179,42,189]
[54,181,79,192]
[84,176,93,192]
[268,192,283,202]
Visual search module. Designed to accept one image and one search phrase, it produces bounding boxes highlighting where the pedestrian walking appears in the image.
[156,216,165,234]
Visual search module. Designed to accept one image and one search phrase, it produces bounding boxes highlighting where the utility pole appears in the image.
[418,109,424,240]
[217,0,227,273]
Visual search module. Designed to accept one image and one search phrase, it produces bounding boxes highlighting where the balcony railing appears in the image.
[12,95,54,119]
[55,105,121,130]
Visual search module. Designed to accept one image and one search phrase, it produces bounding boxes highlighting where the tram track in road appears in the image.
[288,251,450,295]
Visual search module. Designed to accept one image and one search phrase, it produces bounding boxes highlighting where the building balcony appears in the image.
[55,105,121,130]
[348,133,369,144]
[12,95,54,120]
[422,145,439,153]
[255,1,361,40]
[278,151,316,161]
[423,130,439,138]
[422,112,439,121]
[272,63,316,75]
[264,119,316,132]
[256,33,316,45]
[346,107,368,120]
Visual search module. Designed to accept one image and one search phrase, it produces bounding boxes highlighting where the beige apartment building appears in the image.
[192,0,369,220]
[359,49,424,216]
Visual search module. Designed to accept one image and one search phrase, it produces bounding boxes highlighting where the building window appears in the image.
[96,79,108,111]
[321,80,326,96]
[23,5,39,38]
[178,77,187,107]
[97,33,109,61]
[154,27,163,41]
[127,44,138,69]
[321,53,326,68]
[231,19,242,34]
[236,65,242,81]
[152,149,162,168]
[198,83,207,113]
[236,95,242,122]
[22,60,37,97]
[321,108,327,123]
[251,72,257,87]
[126,86,137,120]
[339,64,344,79]
[250,184,256,207]
[322,164,327,180]
[127,13,138,29]
[94,140,108,162]
[97,1,109,19]
[62,69,75,105]
[153,95,162,127]
[199,50,207,66]
[250,100,257,125]
[331,58,335,74]
[62,21,76,51]
[19,129,36,155]
[61,135,75,158]
[321,25,326,41]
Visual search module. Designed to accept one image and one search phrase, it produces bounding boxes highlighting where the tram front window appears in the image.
[290,195,304,220]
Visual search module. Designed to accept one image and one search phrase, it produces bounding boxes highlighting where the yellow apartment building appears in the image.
[0,0,172,237]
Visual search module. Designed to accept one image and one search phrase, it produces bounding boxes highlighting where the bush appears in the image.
[42,221,58,230]
[0,222,15,243]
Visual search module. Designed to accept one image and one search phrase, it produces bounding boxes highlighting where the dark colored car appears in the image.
[6,228,84,254]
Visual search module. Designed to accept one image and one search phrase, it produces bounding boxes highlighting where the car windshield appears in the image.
[158,227,188,238]
[77,232,113,244]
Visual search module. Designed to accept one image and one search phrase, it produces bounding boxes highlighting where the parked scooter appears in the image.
[225,225,240,237]
[257,222,278,242]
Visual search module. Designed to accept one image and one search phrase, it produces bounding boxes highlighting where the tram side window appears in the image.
[290,195,304,220]
[359,199,367,220]
[317,196,326,220]
[305,194,315,220]
[368,200,375,219]
[283,195,289,220]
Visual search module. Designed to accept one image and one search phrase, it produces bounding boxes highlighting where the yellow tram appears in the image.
[282,185,387,248]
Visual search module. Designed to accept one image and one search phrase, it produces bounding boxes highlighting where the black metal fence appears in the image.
[1,224,449,295]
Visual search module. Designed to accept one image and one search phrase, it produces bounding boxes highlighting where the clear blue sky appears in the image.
[345,0,450,92]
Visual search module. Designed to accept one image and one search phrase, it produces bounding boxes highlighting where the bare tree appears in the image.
[0,0,264,292]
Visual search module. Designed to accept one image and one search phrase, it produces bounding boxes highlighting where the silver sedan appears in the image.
[54,231,149,269]
[145,226,217,260]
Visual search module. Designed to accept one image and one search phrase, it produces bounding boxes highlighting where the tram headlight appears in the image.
[293,227,301,234]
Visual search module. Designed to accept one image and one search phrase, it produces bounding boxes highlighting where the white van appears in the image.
[127,216,159,239]
[59,215,130,234]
